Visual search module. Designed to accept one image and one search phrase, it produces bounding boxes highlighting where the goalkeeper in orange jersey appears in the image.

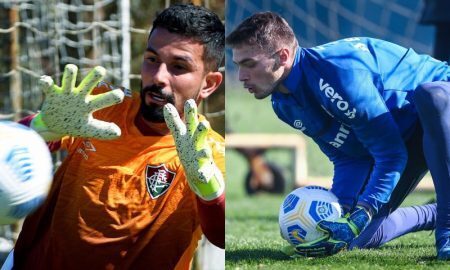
[6,3,225,270]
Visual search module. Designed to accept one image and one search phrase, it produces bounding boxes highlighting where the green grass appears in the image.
[226,145,442,269]
[225,88,445,269]
[226,190,443,270]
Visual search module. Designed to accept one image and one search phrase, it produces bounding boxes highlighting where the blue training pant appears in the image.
[351,81,450,249]
[414,81,450,245]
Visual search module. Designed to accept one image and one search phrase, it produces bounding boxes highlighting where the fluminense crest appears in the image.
[145,164,176,199]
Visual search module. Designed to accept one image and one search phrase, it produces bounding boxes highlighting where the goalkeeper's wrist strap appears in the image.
[30,113,64,142]
[355,204,374,220]
[193,166,225,201]
[349,206,372,235]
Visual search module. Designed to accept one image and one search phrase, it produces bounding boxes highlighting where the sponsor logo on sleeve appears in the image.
[123,88,132,97]
[353,43,369,52]
[76,140,96,160]
[293,120,306,131]
[328,124,350,148]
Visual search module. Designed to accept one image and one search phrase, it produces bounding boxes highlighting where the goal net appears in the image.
[0,0,224,134]
[226,0,434,82]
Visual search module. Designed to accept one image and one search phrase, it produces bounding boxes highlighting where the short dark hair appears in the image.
[226,12,297,53]
[150,4,224,72]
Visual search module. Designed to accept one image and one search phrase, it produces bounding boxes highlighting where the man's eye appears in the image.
[172,63,189,72]
[242,62,256,68]
[146,56,157,63]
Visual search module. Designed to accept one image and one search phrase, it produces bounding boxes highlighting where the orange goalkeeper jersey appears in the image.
[14,83,225,270]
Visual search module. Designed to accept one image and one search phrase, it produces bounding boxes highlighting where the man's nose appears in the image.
[238,69,249,81]
[153,63,170,86]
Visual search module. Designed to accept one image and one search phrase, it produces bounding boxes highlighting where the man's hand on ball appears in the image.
[290,206,371,257]
[316,206,371,246]
[163,99,224,201]
[284,206,372,258]
[31,64,124,141]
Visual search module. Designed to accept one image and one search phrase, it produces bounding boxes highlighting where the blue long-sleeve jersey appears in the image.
[272,37,450,214]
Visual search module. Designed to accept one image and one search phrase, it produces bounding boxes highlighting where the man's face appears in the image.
[232,46,283,99]
[140,27,208,122]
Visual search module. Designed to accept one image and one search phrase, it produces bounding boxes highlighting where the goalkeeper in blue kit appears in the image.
[227,11,450,259]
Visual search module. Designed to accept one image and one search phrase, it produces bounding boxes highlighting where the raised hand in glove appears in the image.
[283,206,372,257]
[31,64,124,141]
[163,99,224,201]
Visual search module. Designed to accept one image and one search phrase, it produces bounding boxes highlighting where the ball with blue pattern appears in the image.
[279,185,342,245]
[0,121,53,224]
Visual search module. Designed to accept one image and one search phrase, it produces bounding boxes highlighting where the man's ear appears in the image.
[272,48,290,71]
[279,48,290,66]
[199,71,223,99]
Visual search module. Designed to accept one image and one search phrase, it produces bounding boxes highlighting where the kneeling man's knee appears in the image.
[414,81,450,112]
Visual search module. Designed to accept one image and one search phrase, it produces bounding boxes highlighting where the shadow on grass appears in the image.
[226,248,291,262]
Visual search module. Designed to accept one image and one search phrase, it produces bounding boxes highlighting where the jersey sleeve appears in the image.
[18,114,74,152]
[195,130,225,248]
[313,138,373,212]
[310,58,408,215]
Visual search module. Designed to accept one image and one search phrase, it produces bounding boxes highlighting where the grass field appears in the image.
[225,88,447,269]
[226,190,444,270]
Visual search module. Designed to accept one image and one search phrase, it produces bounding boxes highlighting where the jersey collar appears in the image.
[280,46,304,94]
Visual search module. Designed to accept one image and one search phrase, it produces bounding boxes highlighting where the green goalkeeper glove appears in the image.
[286,206,371,257]
[281,235,347,258]
[31,64,124,141]
[163,99,224,201]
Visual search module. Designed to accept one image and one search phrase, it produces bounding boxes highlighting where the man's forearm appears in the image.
[196,193,225,249]
[19,114,62,152]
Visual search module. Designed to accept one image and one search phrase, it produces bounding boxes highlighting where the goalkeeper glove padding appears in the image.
[282,236,347,258]
[317,206,372,244]
[163,99,224,201]
[290,206,371,257]
[31,64,124,141]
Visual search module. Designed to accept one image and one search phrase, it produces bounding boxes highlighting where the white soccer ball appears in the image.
[0,121,53,224]
[279,186,342,245]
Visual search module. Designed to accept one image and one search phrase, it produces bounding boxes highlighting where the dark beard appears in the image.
[140,84,175,123]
